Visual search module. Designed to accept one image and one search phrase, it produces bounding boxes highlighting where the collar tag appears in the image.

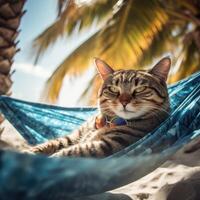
[95,115,128,129]
[108,117,127,127]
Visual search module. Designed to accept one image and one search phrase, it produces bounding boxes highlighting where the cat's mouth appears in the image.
[120,108,134,113]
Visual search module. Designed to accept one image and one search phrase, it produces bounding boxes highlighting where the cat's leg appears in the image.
[25,129,83,155]
[51,141,110,158]
[51,126,144,158]
[25,138,72,155]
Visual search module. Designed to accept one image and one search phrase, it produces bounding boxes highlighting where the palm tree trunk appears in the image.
[0,0,26,129]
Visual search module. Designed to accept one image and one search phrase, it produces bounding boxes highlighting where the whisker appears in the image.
[145,110,164,123]
[144,105,170,115]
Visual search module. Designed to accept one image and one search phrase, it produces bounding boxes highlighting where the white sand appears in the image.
[0,120,28,150]
[1,120,200,200]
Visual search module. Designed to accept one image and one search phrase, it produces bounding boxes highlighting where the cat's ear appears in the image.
[94,58,114,80]
[149,57,171,81]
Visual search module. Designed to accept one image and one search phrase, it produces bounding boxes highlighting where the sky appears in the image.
[12,0,96,106]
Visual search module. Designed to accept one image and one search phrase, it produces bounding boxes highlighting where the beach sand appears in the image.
[1,120,200,200]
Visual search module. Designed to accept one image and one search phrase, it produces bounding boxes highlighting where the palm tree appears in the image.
[0,0,26,126]
[33,0,200,104]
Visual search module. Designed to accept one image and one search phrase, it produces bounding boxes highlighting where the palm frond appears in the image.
[77,74,99,104]
[136,23,177,67]
[98,0,169,68]
[32,3,72,63]
[32,19,66,64]
[42,31,100,102]
[169,38,200,82]
[57,0,68,16]
[32,0,117,63]
[75,0,118,32]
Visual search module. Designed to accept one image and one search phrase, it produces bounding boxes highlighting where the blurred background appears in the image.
[1,0,200,107]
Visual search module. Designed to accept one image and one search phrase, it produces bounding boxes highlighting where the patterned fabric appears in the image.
[0,72,199,199]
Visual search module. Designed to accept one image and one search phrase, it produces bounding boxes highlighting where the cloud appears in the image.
[13,62,51,79]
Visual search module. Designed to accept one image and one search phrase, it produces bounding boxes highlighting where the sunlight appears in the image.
[75,0,94,6]
[58,65,96,106]
[13,63,51,79]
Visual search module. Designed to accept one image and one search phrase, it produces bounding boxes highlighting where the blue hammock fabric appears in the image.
[0,72,200,200]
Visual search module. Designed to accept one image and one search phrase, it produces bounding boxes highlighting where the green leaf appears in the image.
[42,31,100,102]
[98,0,169,68]
[32,0,117,63]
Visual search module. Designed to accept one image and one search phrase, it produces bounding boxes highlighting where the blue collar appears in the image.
[95,115,128,129]
[105,116,128,126]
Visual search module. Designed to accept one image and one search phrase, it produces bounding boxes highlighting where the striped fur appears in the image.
[27,57,171,158]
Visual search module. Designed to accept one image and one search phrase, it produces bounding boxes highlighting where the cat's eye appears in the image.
[109,86,118,93]
[135,86,147,93]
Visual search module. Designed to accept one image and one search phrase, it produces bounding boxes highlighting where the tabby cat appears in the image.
[26,57,171,158]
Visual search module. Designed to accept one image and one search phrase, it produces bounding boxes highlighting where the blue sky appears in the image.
[13,0,96,106]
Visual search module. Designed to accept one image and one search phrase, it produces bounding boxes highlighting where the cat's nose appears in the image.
[119,93,131,107]
[121,103,128,108]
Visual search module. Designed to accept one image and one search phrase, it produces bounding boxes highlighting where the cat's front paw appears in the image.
[22,146,43,155]
[50,149,72,158]
[22,149,36,155]
[50,152,60,158]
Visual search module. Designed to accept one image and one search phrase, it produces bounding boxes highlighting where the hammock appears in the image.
[0,72,199,200]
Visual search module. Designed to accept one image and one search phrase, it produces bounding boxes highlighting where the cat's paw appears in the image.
[50,152,60,158]
[50,149,70,158]
[22,149,36,155]
[22,146,42,154]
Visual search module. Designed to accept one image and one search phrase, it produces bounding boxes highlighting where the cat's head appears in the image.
[95,57,171,120]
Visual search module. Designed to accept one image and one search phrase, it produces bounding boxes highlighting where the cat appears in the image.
[26,57,171,158]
